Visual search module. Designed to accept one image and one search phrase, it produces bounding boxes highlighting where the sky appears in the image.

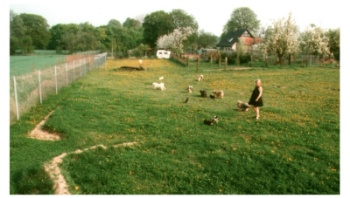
[8,0,345,36]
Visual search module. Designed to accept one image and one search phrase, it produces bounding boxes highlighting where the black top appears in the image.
[248,86,263,107]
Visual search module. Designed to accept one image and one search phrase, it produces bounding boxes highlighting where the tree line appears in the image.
[10,8,339,62]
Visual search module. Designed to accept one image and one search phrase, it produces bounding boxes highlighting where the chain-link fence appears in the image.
[9,52,107,123]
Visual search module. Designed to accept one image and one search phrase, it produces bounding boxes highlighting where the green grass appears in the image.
[10,52,66,77]
[10,59,340,194]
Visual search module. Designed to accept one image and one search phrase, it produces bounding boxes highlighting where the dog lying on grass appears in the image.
[237,100,250,111]
[203,116,219,125]
[152,82,166,91]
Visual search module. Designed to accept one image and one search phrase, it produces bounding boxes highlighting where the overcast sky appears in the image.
[8,0,344,36]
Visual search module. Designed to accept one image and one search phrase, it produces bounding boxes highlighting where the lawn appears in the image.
[10,52,66,77]
[9,59,340,194]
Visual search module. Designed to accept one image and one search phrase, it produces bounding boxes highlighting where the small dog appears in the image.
[197,74,204,81]
[187,85,193,93]
[200,90,207,97]
[210,94,216,99]
[204,116,219,125]
[213,90,224,99]
[237,100,250,111]
[152,82,166,91]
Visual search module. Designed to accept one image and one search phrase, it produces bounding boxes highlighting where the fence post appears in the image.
[73,61,76,80]
[55,65,58,94]
[196,57,199,71]
[104,55,107,69]
[65,63,68,85]
[84,58,87,75]
[13,76,20,120]
[225,57,227,70]
[38,70,42,103]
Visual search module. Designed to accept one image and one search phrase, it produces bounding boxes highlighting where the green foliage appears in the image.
[10,48,339,194]
[19,13,50,49]
[326,28,340,61]
[142,11,174,48]
[222,7,260,35]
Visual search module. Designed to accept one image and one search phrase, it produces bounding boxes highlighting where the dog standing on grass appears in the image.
[187,85,193,93]
[197,74,204,81]
[152,82,166,91]
[213,90,224,99]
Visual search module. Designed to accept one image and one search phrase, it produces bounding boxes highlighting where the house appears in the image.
[216,29,260,53]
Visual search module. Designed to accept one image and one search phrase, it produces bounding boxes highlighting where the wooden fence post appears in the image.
[55,65,58,94]
[65,63,68,85]
[13,76,19,120]
[196,57,199,71]
[225,57,227,70]
[38,70,42,103]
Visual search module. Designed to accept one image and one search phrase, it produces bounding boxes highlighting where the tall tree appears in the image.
[196,30,218,49]
[19,13,50,49]
[263,13,298,65]
[222,7,260,35]
[142,11,174,48]
[156,27,195,53]
[326,28,340,61]
[169,9,198,31]
[123,17,142,29]
[299,24,331,59]
[10,10,26,54]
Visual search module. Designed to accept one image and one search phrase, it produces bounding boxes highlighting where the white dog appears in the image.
[187,85,193,93]
[152,82,166,91]
[197,74,204,81]
[237,100,250,111]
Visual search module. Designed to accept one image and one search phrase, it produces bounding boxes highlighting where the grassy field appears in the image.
[10,51,66,77]
[9,59,340,194]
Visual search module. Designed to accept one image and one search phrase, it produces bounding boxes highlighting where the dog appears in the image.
[203,116,219,125]
[184,97,190,103]
[197,74,204,81]
[210,94,216,99]
[187,85,193,93]
[213,90,224,99]
[237,100,250,111]
[159,76,164,81]
[152,82,166,91]
[200,90,207,97]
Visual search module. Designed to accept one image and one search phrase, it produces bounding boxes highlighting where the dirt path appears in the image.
[27,111,61,141]
[44,142,138,194]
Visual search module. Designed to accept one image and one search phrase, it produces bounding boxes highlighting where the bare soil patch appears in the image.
[28,111,61,141]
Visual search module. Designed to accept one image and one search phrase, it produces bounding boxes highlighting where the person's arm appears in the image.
[256,86,263,101]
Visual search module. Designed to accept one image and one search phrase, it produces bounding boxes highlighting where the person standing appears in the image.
[248,79,263,120]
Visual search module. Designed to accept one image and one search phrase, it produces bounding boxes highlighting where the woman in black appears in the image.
[248,79,263,120]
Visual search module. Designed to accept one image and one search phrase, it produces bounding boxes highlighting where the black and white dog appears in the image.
[204,116,219,125]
